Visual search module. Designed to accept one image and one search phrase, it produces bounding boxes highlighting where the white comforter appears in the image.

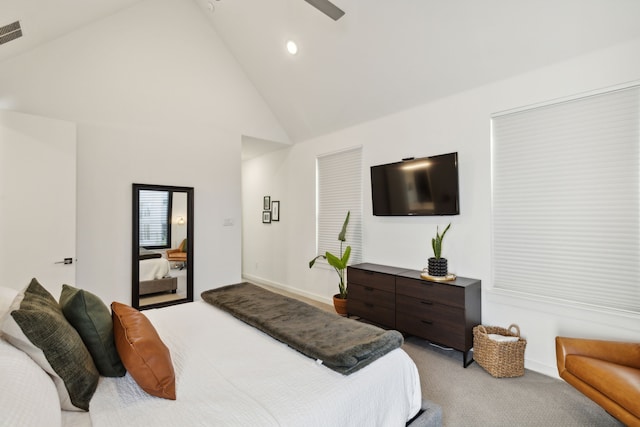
[89,301,422,427]
[139,257,170,281]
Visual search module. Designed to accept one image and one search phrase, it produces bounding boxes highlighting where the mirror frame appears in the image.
[132,183,194,310]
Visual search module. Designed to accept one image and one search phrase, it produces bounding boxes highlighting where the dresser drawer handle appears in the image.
[365,303,374,308]
[420,300,433,305]
[365,287,374,291]
[421,320,433,325]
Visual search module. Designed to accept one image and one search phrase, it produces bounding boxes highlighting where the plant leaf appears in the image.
[341,245,351,265]
[308,255,326,268]
[440,223,451,241]
[338,211,350,242]
[326,251,344,269]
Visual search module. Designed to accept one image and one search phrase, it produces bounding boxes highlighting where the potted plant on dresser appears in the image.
[308,211,351,316]
[428,223,451,277]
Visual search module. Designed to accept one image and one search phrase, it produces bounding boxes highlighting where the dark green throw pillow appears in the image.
[60,284,126,377]
[2,278,99,411]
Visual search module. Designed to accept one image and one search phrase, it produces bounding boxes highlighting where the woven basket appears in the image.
[473,324,526,378]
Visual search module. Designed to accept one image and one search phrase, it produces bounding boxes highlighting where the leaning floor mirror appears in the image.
[132,183,194,310]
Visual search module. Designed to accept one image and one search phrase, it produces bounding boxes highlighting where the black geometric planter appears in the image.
[428,257,448,277]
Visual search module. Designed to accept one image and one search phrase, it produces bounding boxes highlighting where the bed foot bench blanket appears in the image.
[201,282,404,375]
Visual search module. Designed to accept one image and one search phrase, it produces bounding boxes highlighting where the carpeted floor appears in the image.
[259,284,622,426]
[403,337,622,427]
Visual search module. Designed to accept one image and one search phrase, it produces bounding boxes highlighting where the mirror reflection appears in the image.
[132,183,194,310]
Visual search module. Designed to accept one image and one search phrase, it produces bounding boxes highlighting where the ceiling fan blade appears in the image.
[304,0,345,21]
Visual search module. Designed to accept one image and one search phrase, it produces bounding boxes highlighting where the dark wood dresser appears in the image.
[347,262,481,367]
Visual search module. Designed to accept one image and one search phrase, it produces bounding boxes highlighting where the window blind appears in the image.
[317,147,363,265]
[492,84,640,313]
[139,189,171,248]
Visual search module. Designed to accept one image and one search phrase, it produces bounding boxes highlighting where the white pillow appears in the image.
[0,338,61,427]
[0,286,24,330]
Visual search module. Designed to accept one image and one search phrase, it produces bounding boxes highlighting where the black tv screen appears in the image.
[371,152,459,216]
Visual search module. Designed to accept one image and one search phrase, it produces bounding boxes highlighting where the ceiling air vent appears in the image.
[0,21,22,46]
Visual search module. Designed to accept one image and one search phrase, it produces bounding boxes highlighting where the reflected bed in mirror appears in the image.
[132,183,194,310]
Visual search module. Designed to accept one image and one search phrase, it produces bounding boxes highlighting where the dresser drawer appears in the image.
[396,296,469,351]
[348,297,395,328]
[396,295,463,324]
[348,268,396,292]
[396,311,466,350]
[396,277,464,308]
[349,283,395,310]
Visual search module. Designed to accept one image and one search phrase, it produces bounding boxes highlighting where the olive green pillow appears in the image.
[1,278,99,411]
[60,285,126,377]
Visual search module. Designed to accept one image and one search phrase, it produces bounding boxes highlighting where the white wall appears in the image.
[0,0,288,305]
[77,123,242,304]
[242,37,640,377]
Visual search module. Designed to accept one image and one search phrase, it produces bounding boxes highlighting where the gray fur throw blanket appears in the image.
[201,282,403,375]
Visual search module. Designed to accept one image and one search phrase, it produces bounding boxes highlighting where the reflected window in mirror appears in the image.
[132,184,194,310]
[139,189,171,248]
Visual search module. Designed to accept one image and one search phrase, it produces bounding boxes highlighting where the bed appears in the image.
[1,281,435,427]
[138,251,176,295]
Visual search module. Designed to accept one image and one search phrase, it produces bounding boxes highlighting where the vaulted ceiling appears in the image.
[3,0,640,144]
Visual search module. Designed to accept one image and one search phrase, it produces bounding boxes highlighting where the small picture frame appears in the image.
[262,211,271,223]
[271,201,280,221]
[263,196,271,210]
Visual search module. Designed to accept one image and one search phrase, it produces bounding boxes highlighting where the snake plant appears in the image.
[431,223,451,259]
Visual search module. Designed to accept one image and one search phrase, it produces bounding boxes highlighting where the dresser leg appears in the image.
[463,350,474,368]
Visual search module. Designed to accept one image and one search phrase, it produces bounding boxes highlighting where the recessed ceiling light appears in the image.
[286,40,298,55]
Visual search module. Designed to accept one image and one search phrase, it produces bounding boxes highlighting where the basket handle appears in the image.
[508,324,520,337]
[477,325,487,334]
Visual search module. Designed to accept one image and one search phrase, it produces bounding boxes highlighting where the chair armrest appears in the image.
[556,336,640,376]
[166,248,179,255]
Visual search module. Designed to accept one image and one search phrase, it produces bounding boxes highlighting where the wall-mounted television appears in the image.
[371,152,459,216]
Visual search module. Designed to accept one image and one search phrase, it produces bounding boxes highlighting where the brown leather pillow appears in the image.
[111,302,176,400]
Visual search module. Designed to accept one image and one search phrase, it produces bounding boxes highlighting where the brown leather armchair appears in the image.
[166,239,187,263]
[556,336,640,427]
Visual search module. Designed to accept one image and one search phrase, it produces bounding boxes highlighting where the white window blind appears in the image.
[492,84,640,314]
[317,147,363,265]
[139,189,171,248]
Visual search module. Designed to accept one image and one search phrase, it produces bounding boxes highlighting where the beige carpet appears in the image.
[259,285,622,426]
[403,338,622,427]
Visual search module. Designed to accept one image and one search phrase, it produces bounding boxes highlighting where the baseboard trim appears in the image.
[525,359,560,379]
[241,273,333,306]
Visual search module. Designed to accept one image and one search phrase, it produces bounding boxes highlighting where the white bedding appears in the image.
[0,338,62,427]
[139,257,170,281]
[89,301,422,427]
